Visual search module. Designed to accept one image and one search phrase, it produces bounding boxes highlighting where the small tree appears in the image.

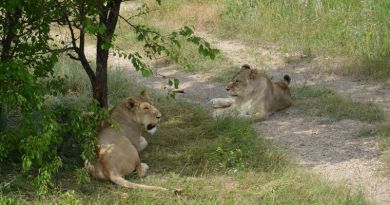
[58,0,218,107]
[0,0,69,193]
[0,0,218,193]
[0,0,59,120]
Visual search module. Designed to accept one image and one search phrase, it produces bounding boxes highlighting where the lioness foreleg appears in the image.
[251,112,269,122]
[138,136,148,152]
[212,106,237,118]
[210,98,234,108]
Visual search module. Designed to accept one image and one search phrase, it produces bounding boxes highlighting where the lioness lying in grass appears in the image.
[211,64,292,122]
[85,91,166,191]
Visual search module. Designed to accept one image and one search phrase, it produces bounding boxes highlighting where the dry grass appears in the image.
[144,0,223,31]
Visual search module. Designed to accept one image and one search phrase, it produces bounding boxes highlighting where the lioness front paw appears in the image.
[138,163,149,178]
[210,98,234,108]
[209,98,219,108]
[237,113,250,118]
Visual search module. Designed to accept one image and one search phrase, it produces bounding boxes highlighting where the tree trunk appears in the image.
[1,9,21,61]
[0,105,4,131]
[94,44,109,108]
[1,9,21,131]
[93,0,121,108]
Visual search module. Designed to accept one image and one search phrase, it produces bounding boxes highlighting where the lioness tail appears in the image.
[109,175,167,191]
[283,75,291,85]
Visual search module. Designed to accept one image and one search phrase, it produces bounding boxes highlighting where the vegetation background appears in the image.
[1,0,389,204]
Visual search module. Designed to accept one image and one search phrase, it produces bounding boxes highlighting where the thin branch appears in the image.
[126,8,160,21]
[65,16,78,52]
[78,5,85,53]
[67,53,80,61]
[118,14,136,28]
[48,46,76,53]
[65,14,96,84]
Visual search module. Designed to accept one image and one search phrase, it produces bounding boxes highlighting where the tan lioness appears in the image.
[211,64,292,122]
[85,91,166,191]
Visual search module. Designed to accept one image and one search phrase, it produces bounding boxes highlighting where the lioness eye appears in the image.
[143,106,149,110]
[235,80,240,83]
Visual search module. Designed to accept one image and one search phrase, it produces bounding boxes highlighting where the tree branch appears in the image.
[67,53,80,61]
[65,15,96,84]
[65,16,78,52]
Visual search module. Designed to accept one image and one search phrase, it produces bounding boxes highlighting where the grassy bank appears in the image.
[0,58,366,204]
[141,0,390,80]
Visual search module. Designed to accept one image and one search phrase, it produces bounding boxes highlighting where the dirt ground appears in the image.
[86,32,390,204]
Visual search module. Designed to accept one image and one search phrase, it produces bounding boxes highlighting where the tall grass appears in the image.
[219,0,390,79]
[0,57,367,204]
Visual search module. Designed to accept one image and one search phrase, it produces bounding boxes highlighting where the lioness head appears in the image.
[126,91,161,134]
[226,64,259,97]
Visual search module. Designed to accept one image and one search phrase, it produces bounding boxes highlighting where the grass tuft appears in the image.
[293,86,385,122]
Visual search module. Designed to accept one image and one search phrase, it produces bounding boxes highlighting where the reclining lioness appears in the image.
[211,64,292,122]
[85,91,166,191]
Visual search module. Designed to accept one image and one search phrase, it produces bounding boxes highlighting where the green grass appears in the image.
[219,0,390,80]
[377,123,390,176]
[293,86,384,123]
[0,58,366,204]
[139,0,390,80]
[383,80,390,90]
[377,123,390,151]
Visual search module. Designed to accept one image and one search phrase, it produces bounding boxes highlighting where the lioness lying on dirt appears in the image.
[211,64,292,122]
[85,91,167,191]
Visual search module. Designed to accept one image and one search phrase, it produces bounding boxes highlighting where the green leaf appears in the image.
[198,44,205,56]
[173,78,180,89]
[179,26,193,36]
[141,69,153,77]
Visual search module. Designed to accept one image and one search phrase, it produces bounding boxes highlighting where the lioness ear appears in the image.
[249,69,258,80]
[127,97,137,109]
[241,64,251,70]
[140,90,150,99]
